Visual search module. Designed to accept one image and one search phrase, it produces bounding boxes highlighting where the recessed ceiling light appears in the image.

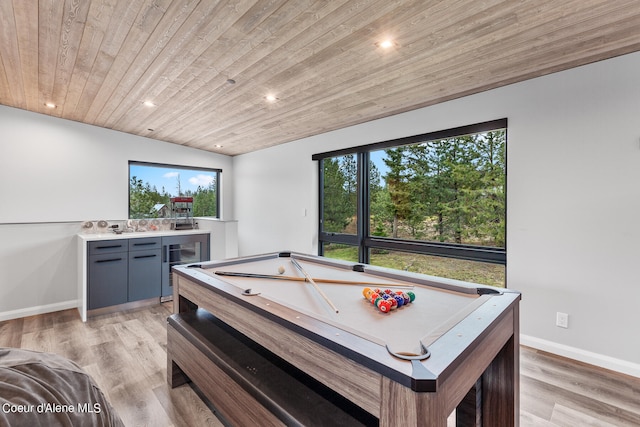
[265,94,278,102]
[214,144,223,148]
[143,100,156,107]
[44,102,56,109]
[376,39,396,49]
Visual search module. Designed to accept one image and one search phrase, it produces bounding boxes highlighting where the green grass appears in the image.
[323,245,505,288]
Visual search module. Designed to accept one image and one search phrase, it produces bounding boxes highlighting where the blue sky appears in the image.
[130,164,216,196]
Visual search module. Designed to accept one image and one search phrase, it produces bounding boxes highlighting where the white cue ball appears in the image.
[277,265,285,274]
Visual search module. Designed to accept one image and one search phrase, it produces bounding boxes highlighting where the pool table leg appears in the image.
[479,303,520,427]
[380,377,449,426]
[456,378,482,426]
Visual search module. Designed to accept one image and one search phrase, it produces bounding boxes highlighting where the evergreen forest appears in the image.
[129,175,218,219]
[323,130,506,248]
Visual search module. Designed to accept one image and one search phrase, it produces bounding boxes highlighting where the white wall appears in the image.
[0,106,234,319]
[233,52,640,376]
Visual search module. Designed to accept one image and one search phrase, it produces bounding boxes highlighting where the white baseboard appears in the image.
[521,334,640,379]
[0,300,78,322]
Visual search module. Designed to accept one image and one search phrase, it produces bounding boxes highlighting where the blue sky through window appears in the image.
[129,163,217,197]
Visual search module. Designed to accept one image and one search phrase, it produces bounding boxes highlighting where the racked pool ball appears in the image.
[378,300,392,313]
[406,291,416,302]
[393,295,404,307]
[401,293,410,305]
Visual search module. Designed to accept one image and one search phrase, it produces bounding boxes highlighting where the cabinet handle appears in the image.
[96,245,123,249]
[163,245,168,263]
[95,258,122,263]
[134,254,157,259]
[133,242,157,247]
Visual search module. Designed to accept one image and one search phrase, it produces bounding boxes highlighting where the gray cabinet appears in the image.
[128,237,162,301]
[88,240,128,309]
[86,233,209,311]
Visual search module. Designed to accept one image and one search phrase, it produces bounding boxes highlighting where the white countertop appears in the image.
[78,229,210,242]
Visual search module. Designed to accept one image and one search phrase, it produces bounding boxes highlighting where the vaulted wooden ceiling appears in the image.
[1,0,639,156]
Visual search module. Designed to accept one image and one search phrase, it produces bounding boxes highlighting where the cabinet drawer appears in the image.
[88,240,127,255]
[129,237,162,251]
[88,252,128,309]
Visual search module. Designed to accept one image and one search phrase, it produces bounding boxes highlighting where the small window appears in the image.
[128,161,220,219]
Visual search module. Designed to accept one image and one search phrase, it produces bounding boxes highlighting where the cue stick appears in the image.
[213,271,414,288]
[290,257,339,313]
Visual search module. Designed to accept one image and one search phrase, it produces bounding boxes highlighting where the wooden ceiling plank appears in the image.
[37,0,65,111]
[71,0,144,121]
[0,55,14,105]
[0,0,27,109]
[50,0,93,118]
[90,0,198,126]
[82,0,173,123]
[63,0,121,119]
[12,0,40,110]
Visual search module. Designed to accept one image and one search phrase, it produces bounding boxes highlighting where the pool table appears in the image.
[167,251,520,426]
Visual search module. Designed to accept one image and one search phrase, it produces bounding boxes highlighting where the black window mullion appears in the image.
[358,152,369,264]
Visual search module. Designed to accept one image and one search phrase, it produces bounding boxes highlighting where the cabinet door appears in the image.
[161,234,210,297]
[88,252,128,310]
[128,248,162,301]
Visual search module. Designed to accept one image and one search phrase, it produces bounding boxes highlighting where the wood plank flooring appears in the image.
[1,303,639,426]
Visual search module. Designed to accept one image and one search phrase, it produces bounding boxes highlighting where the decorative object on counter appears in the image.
[137,219,148,232]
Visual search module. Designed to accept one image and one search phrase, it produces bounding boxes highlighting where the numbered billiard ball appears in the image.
[378,300,392,313]
[393,295,404,307]
[406,291,416,302]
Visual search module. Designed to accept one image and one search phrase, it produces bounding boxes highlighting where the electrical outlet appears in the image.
[556,312,569,328]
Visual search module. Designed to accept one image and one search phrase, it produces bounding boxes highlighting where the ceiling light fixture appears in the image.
[265,94,278,102]
[143,100,156,107]
[376,39,396,49]
[44,102,56,109]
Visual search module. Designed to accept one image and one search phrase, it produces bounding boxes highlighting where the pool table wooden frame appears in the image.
[167,252,520,426]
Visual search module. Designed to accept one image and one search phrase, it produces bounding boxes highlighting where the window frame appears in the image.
[314,119,507,267]
[128,160,221,219]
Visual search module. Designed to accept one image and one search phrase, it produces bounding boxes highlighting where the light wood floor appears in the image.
[1,303,638,426]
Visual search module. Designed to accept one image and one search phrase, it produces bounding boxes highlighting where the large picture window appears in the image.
[315,119,507,287]
[128,161,220,219]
